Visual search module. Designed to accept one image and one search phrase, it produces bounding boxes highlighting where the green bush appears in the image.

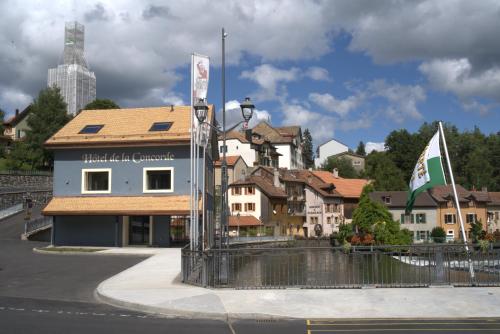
[431,227,446,243]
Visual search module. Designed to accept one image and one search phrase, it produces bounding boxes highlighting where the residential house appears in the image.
[487,192,500,232]
[369,191,439,243]
[228,172,288,236]
[42,105,217,247]
[429,185,488,242]
[330,151,366,173]
[252,122,304,169]
[218,129,280,168]
[4,106,31,140]
[312,170,370,222]
[314,138,348,167]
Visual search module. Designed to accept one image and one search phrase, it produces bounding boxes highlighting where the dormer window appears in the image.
[79,124,103,134]
[383,196,391,204]
[149,122,173,132]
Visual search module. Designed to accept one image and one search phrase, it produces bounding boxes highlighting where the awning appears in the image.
[228,215,263,227]
[43,195,199,216]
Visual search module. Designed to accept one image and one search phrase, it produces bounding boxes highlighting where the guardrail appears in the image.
[228,236,294,244]
[182,244,500,289]
[24,216,53,236]
[0,203,23,220]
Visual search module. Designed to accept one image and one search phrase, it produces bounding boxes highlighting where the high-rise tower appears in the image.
[48,22,96,115]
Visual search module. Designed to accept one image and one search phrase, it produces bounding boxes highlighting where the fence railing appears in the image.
[182,244,500,289]
[24,216,53,236]
[0,170,52,176]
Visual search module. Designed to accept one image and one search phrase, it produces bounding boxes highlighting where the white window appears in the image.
[143,167,174,193]
[466,213,477,224]
[446,229,455,241]
[82,168,111,194]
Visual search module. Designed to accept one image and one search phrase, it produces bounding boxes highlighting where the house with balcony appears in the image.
[42,105,217,247]
[370,191,439,243]
[218,129,280,168]
[312,170,370,222]
[251,122,304,169]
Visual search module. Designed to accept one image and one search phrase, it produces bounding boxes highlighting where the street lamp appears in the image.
[240,97,255,124]
[194,98,209,123]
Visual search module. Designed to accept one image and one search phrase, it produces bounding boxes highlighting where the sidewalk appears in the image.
[96,249,500,320]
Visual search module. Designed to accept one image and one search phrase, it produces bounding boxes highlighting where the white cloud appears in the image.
[281,104,335,143]
[0,87,32,116]
[368,80,426,122]
[365,142,386,153]
[240,64,300,102]
[305,66,331,81]
[309,92,363,117]
[419,58,500,102]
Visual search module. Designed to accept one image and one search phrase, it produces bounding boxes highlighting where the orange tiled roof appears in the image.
[45,105,213,147]
[42,195,198,215]
[214,155,246,167]
[228,215,263,227]
[312,170,370,198]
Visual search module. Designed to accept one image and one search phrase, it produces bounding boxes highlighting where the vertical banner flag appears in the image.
[191,54,209,141]
[406,130,446,213]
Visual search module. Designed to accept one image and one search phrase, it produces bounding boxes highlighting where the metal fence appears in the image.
[182,244,500,289]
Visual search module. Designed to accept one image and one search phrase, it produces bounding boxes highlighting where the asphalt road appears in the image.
[1,210,499,333]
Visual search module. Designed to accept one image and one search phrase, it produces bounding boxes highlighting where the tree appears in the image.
[430,227,446,243]
[4,141,33,170]
[469,220,484,243]
[355,141,366,156]
[302,128,314,169]
[24,87,71,169]
[353,184,393,234]
[364,151,407,191]
[320,157,358,178]
[83,99,120,110]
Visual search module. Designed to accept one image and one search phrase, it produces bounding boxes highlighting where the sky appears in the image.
[1,0,500,151]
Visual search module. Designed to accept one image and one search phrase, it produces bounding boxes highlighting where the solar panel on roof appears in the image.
[149,122,172,131]
[79,124,104,134]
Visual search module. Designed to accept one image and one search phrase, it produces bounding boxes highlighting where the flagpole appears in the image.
[438,121,475,281]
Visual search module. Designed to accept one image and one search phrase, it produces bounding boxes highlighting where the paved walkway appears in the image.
[96,249,500,320]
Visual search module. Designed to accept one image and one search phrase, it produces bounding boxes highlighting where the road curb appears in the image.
[32,247,152,257]
[94,284,230,321]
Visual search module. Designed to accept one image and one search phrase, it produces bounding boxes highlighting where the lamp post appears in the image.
[193,93,255,249]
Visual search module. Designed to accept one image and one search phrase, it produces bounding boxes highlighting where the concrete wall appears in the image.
[53,215,121,247]
[54,146,206,196]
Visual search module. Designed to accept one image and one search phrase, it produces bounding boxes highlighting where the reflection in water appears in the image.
[226,248,500,288]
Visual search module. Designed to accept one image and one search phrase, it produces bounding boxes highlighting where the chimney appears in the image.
[482,186,488,192]
[273,168,280,188]
[15,109,19,116]
[333,168,339,178]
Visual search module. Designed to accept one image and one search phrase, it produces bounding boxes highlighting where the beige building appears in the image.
[429,185,488,241]
[370,191,439,243]
[214,155,248,187]
[330,151,365,172]
[4,106,31,140]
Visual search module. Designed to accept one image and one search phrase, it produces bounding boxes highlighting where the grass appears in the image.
[39,247,105,253]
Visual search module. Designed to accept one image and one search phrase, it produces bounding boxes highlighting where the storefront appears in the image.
[43,105,216,247]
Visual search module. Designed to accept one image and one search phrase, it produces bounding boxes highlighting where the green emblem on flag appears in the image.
[406,130,446,213]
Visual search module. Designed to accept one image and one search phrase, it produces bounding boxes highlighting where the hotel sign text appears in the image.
[82,152,175,164]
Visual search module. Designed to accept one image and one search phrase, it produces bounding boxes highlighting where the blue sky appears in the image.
[1,1,499,151]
